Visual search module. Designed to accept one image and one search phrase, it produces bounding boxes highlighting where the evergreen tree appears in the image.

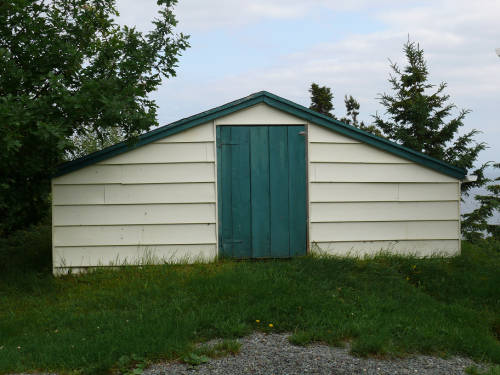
[341,95,383,136]
[341,95,360,125]
[309,83,335,118]
[373,40,486,194]
[462,163,500,241]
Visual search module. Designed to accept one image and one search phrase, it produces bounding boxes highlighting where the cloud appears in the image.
[116,0,411,32]
[117,0,500,165]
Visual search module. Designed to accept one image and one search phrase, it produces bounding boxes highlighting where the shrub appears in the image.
[0,219,51,274]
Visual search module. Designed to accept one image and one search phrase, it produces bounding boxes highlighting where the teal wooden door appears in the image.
[217,125,307,258]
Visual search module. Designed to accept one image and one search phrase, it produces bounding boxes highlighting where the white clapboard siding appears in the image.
[310,163,456,183]
[215,103,305,125]
[310,201,458,222]
[53,203,215,226]
[53,244,217,268]
[54,224,216,246]
[52,163,215,184]
[52,185,106,205]
[104,183,215,204]
[309,143,411,163]
[310,182,398,202]
[312,240,460,257]
[399,183,459,201]
[154,122,214,143]
[310,221,459,242]
[310,183,459,202]
[309,124,360,143]
[97,143,214,164]
[53,183,215,205]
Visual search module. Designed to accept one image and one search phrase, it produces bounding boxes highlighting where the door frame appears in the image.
[213,123,310,258]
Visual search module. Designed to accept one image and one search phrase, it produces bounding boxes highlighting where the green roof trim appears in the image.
[55,91,466,179]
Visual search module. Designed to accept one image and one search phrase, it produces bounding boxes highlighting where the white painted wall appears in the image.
[52,103,461,273]
[51,122,217,274]
[307,122,461,257]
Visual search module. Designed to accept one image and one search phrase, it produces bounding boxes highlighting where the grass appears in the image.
[467,365,500,375]
[0,240,499,374]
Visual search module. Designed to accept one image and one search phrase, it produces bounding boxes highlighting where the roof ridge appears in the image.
[55,91,466,179]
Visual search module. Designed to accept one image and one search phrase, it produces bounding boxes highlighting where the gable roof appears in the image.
[55,91,466,179]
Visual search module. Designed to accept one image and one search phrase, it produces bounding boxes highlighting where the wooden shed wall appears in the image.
[51,122,217,273]
[51,103,461,273]
[308,123,461,256]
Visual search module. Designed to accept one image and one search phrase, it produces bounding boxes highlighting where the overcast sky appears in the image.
[115,0,500,166]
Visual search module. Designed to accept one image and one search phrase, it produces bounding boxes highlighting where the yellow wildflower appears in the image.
[268,323,273,328]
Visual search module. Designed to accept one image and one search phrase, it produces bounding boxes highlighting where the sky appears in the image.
[115,0,500,168]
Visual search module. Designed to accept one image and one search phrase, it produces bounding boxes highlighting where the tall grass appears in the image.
[0,240,499,374]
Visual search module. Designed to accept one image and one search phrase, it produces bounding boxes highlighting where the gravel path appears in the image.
[145,332,483,375]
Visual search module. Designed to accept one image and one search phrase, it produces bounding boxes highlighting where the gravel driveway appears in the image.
[145,332,483,375]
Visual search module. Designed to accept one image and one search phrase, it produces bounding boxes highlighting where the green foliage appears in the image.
[373,39,486,195]
[114,354,149,375]
[462,163,500,241]
[0,219,51,274]
[308,83,381,136]
[340,95,383,136]
[1,241,500,373]
[0,0,189,234]
[182,339,241,365]
[182,352,210,366]
[309,83,335,118]
[69,126,126,159]
[467,365,500,375]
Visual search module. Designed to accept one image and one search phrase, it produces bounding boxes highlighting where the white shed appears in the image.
[52,91,466,274]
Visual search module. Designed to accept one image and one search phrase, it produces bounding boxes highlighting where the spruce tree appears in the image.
[341,95,382,136]
[373,40,486,194]
[462,163,500,241]
[309,83,335,118]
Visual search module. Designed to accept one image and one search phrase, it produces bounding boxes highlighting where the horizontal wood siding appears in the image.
[52,163,215,184]
[54,244,217,269]
[310,201,459,222]
[53,204,215,225]
[96,143,214,164]
[308,123,460,256]
[309,143,411,163]
[52,183,215,205]
[52,122,217,271]
[54,224,216,246]
[311,163,456,183]
[312,240,460,257]
[310,182,459,202]
[311,221,459,242]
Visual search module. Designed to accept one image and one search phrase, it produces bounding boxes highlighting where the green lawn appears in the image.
[1,240,499,374]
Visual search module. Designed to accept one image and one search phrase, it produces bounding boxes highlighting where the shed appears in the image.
[52,91,466,274]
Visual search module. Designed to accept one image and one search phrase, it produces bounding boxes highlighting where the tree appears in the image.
[461,163,500,241]
[340,95,383,137]
[309,83,335,118]
[0,0,189,234]
[69,127,126,159]
[373,40,486,195]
